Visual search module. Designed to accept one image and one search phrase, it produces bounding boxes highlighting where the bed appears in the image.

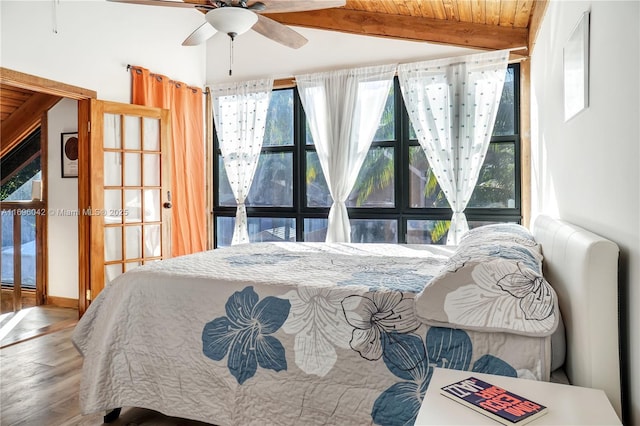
[71,215,621,425]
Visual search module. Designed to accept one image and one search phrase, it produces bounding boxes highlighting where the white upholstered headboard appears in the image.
[532,215,621,417]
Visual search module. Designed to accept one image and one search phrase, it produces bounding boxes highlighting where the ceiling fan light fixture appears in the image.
[205,7,258,37]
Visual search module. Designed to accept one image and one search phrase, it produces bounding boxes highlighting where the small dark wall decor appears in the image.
[61,132,79,178]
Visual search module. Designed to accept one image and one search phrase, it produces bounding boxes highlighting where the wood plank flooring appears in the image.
[1,324,215,425]
[0,305,78,348]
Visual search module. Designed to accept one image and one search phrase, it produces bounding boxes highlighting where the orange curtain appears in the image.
[131,66,207,257]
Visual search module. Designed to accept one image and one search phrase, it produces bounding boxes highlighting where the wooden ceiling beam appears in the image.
[527,0,549,54]
[264,8,529,51]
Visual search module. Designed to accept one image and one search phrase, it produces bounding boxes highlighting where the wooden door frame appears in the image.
[1,68,97,316]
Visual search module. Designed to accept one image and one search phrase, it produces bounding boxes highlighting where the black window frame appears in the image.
[213,64,521,247]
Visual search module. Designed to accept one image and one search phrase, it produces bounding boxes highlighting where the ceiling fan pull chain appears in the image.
[52,0,60,34]
[229,35,232,76]
[229,32,237,76]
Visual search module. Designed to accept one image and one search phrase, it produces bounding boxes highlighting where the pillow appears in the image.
[461,223,537,245]
[450,223,543,274]
[414,223,559,337]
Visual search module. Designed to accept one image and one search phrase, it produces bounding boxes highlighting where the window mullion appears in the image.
[294,88,305,241]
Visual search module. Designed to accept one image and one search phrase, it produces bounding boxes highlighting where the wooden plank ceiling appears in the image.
[0,84,61,158]
[264,0,547,56]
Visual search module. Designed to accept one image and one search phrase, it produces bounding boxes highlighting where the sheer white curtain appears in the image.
[296,64,396,242]
[398,50,509,244]
[211,78,273,245]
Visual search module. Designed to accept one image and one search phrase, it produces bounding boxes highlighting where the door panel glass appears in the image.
[124,115,141,150]
[104,190,123,224]
[21,216,36,288]
[143,189,161,222]
[104,227,122,261]
[104,152,122,187]
[105,264,123,285]
[144,224,161,257]
[125,262,141,272]
[124,153,142,187]
[0,215,14,283]
[143,117,160,151]
[124,189,142,223]
[143,154,160,186]
[104,114,122,149]
[125,226,142,259]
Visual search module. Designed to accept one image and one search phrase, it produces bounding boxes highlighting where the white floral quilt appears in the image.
[72,241,552,426]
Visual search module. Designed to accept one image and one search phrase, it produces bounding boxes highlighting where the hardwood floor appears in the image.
[0,305,78,348]
[0,319,214,425]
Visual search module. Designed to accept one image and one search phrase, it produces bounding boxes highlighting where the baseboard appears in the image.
[1,288,36,313]
[45,295,78,309]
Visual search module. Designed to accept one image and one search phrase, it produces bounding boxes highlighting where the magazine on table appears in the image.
[440,376,548,425]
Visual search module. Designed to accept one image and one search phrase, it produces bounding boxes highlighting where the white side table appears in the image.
[416,368,621,425]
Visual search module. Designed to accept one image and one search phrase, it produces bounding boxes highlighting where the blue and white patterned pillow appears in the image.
[414,223,559,337]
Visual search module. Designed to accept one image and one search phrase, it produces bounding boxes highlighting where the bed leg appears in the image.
[104,407,122,423]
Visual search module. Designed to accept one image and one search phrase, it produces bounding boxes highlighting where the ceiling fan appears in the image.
[108,0,346,48]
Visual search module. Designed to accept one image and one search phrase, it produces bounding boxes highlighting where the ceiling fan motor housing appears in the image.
[206,6,258,36]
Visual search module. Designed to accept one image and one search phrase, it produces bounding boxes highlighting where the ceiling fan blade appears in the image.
[252,14,308,49]
[182,22,217,46]
[107,0,204,9]
[256,0,345,13]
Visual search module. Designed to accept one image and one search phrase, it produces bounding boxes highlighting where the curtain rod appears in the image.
[130,46,527,90]
[126,64,208,94]
[272,48,528,89]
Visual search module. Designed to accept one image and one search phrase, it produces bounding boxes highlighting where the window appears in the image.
[1,128,42,288]
[213,64,520,247]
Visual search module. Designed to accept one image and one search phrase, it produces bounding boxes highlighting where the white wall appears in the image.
[530,1,640,424]
[1,0,208,299]
[1,0,207,101]
[206,25,480,83]
[47,99,79,299]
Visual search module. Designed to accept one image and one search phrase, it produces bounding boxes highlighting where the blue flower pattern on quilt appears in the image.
[202,286,291,384]
[202,242,522,424]
[371,327,516,426]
